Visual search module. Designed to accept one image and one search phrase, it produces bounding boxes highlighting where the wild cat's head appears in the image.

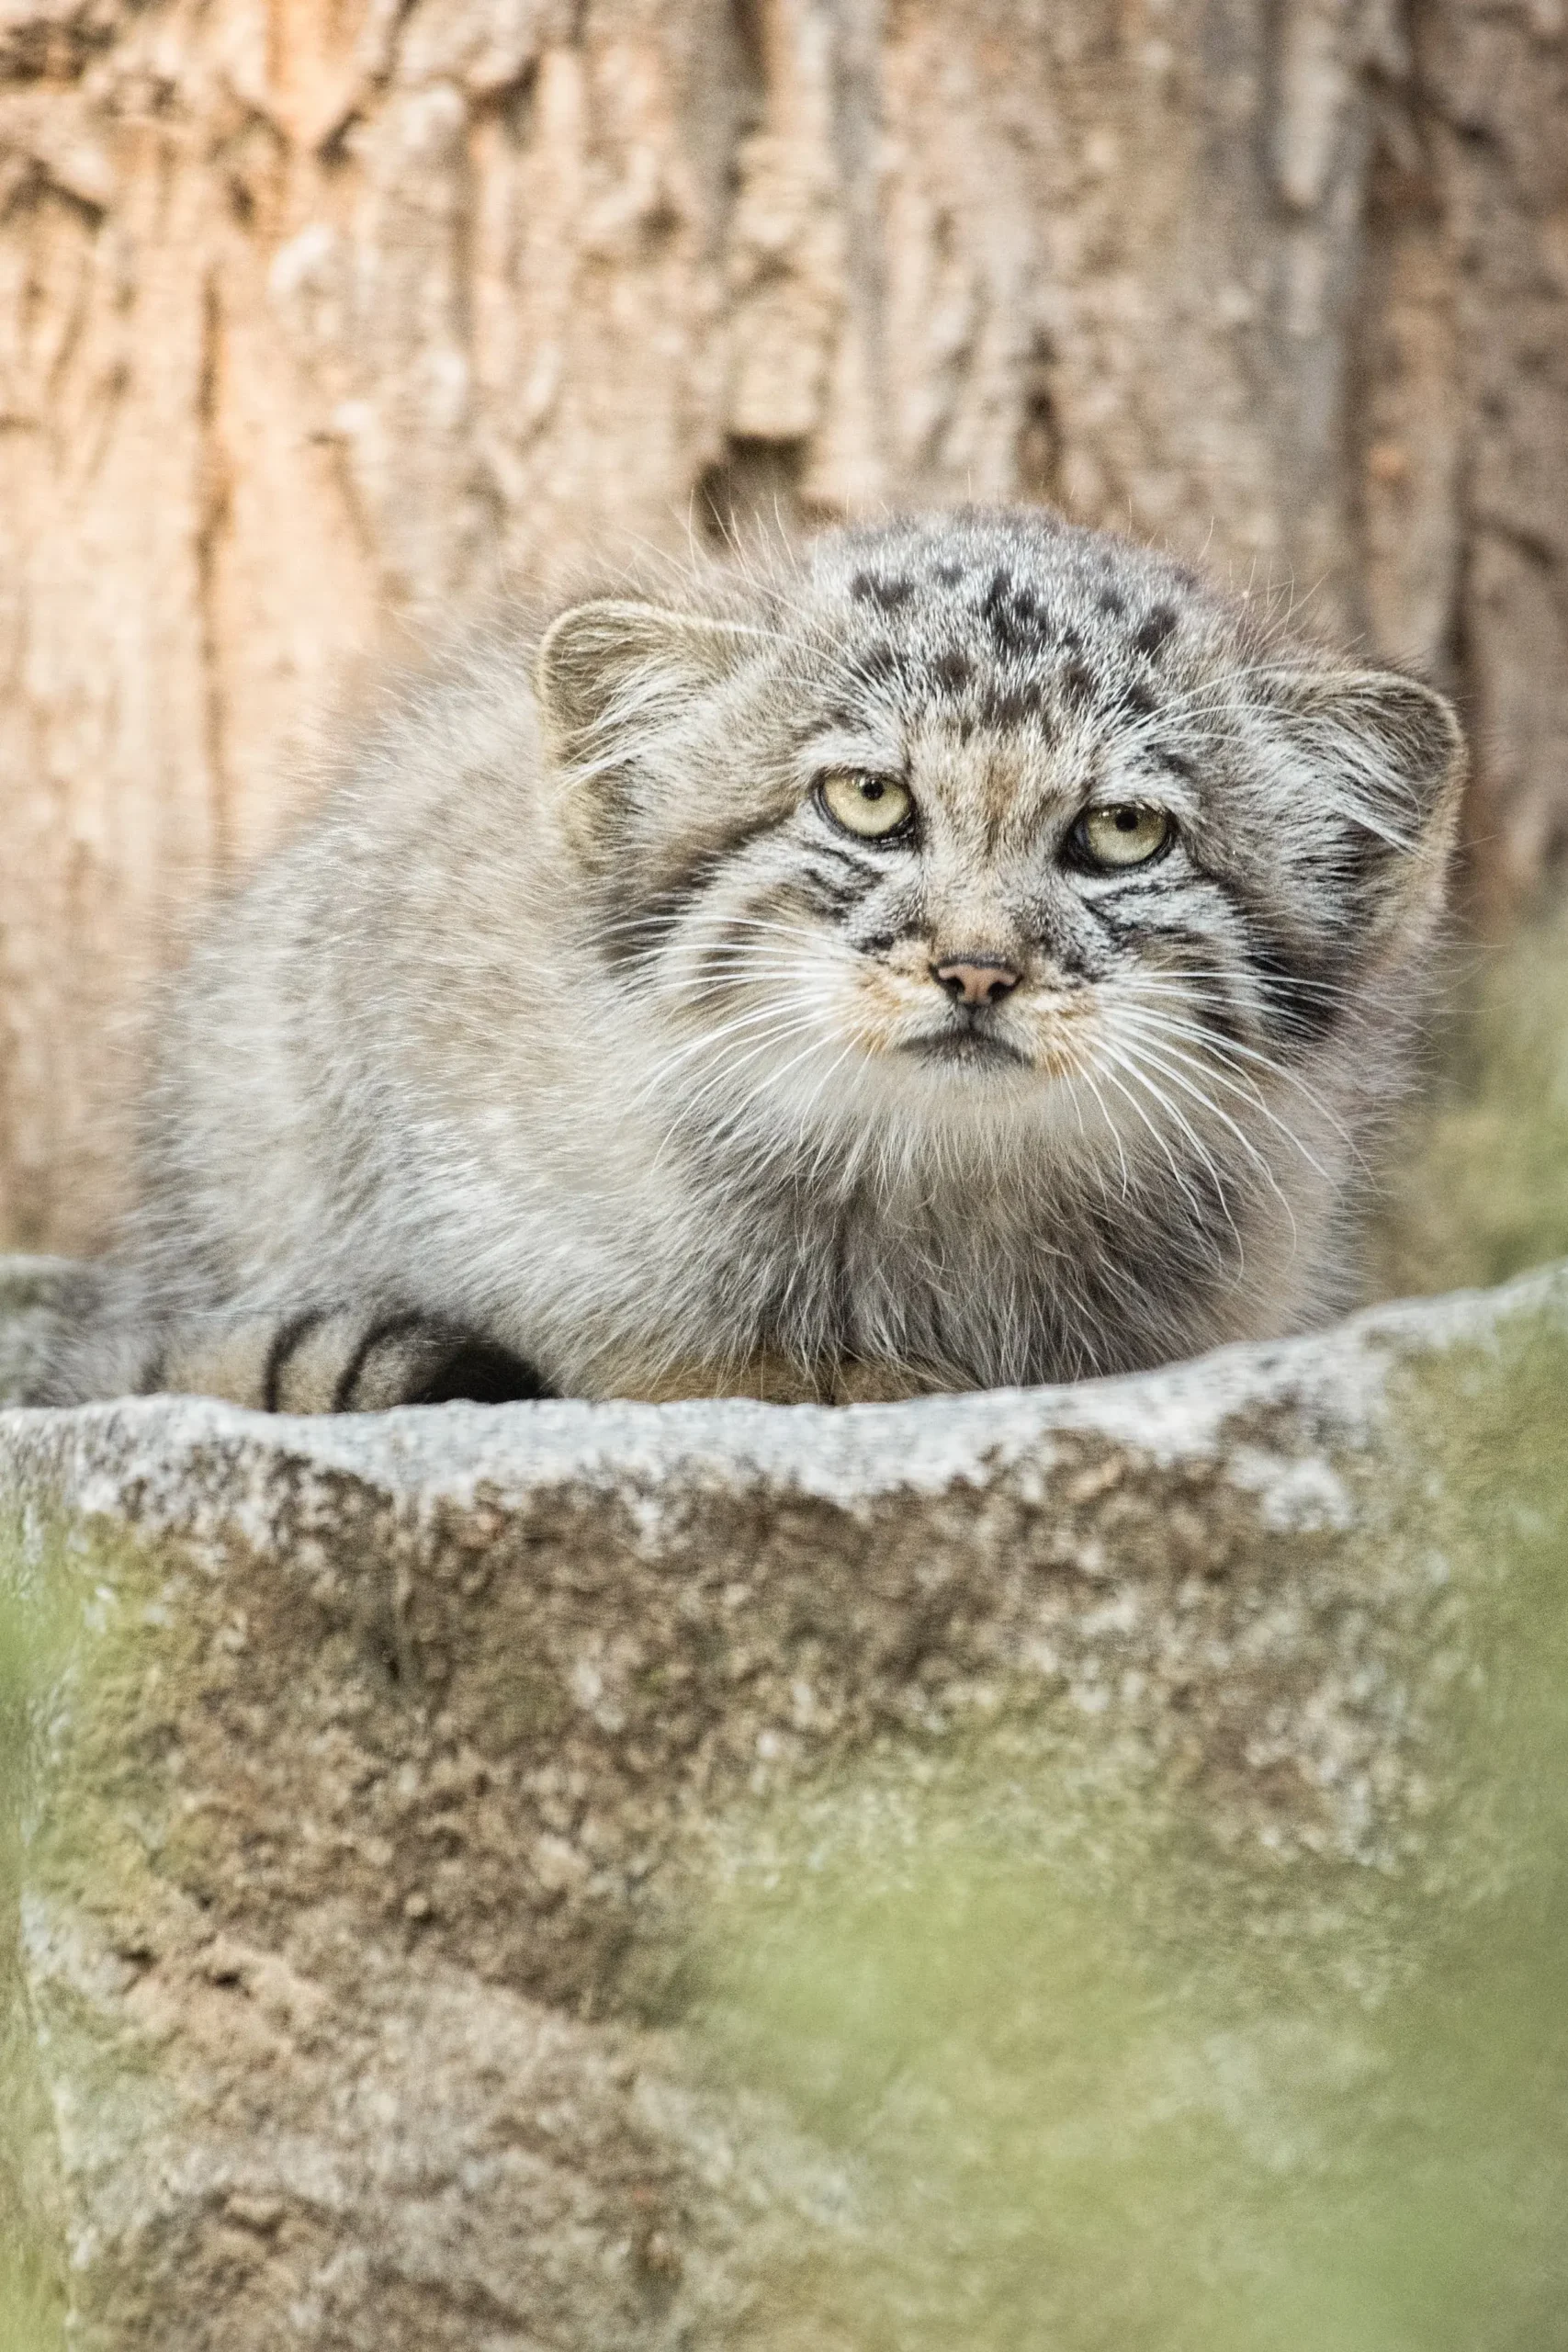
[536,510,1462,1178]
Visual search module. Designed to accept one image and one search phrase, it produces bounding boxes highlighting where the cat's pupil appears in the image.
[862,779,886,801]
[1113,808,1139,831]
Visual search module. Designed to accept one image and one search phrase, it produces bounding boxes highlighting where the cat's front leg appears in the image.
[34,1303,552,1411]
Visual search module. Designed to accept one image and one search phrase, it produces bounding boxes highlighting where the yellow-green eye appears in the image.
[1074,804,1173,868]
[818,770,914,841]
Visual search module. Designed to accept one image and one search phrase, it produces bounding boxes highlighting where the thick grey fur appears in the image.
[34,507,1463,1409]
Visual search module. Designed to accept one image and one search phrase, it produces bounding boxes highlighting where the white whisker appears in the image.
[1106,1035,1299,1252]
[1115,1010,1343,1174]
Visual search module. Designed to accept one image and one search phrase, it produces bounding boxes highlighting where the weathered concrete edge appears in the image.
[0,1259,1562,1531]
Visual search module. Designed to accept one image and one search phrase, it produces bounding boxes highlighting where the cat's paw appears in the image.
[269,1309,551,1410]
[150,1307,552,1412]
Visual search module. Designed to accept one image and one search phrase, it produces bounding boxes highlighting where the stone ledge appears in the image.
[2,1259,1564,2348]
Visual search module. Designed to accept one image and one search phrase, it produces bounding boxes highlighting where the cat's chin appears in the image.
[898,1026,1032,1073]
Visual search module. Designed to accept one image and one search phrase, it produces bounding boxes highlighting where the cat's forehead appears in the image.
[791,514,1226,798]
[807,511,1213,639]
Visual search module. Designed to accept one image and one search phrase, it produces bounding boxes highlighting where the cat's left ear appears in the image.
[536,599,766,767]
[1262,667,1465,864]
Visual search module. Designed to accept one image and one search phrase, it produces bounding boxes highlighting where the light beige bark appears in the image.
[1,0,1565,1246]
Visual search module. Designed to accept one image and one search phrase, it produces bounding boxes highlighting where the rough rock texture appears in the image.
[2,0,1567,1249]
[2,1253,1565,2347]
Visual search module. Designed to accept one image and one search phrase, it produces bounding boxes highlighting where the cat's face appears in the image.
[539,513,1461,1167]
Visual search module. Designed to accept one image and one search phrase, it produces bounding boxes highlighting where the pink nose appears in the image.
[932,957,1021,1007]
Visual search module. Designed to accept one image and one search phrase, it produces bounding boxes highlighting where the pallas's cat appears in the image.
[37,508,1461,1411]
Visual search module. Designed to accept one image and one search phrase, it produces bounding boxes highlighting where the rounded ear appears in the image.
[535,599,770,764]
[1261,667,1466,858]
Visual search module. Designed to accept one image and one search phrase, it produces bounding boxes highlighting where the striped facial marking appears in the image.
[566,512,1456,1175]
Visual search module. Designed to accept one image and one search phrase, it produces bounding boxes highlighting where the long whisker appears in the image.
[656,959,828,1001]
[661,984,838,1091]
[633,1005,815,1097]
[1134,964,1356,1006]
[1115,1011,1344,1174]
[1095,1042,1247,1260]
[1087,1053,1217,1233]
[1106,1036,1299,1250]
[689,1024,848,1162]
[1108,1032,1280,1185]
[586,911,830,961]
[792,1031,868,1150]
[1118,985,1359,1144]
[1072,1064,1133,1198]
[633,999,831,1108]
[647,1015,835,1168]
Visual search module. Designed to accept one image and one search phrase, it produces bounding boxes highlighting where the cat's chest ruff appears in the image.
[728,1168,1038,1356]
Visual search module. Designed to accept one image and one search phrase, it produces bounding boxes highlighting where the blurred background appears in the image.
[1,0,1565,1276]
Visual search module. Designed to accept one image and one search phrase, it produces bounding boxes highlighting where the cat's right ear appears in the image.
[535,600,765,768]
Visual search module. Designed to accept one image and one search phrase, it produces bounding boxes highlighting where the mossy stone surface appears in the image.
[1,1259,1564,2347]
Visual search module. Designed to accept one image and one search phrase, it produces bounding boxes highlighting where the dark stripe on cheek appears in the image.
[596,885,687,968]
[1247,945,1344,1044]
[812,838,884,884]
[1087,910,1253,1026]
[1337,824,1406,888]
[1215,868,1352,1045]
[801,869,867,917]
[1090,913,1225,975]
[1089,900,1211,939]
[601,823,775,973]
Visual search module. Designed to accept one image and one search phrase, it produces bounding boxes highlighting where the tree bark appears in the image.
[1,0,1565,1247]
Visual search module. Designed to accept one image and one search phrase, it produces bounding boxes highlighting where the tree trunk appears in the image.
[1,0,1565,1249]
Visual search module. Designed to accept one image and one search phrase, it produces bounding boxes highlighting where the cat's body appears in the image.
[36,507,1463,1411]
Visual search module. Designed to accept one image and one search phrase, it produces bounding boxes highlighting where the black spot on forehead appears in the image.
[979,568,1055,659]
[851,571,915,612]
[929,648,972,693]
[1134,605,1179,658]
[1098,587,1126,618]
[844,641,905,690]
[798,706,863,739]
[934,561,963,587]
[978,684,1051,734]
